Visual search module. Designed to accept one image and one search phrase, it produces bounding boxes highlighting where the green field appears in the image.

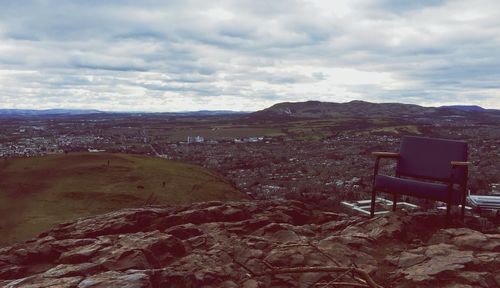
[165,127,285,141]
[369,125,421,135]
[0,153,247,245]
[139,117,406,143]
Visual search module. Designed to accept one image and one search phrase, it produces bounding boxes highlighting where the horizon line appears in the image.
[0,100,497,113]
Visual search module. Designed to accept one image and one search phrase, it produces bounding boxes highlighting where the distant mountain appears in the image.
[250,100,438,119]
[250,100,500,119]
[440,105,485,112]
[0,109,248,117]
[0,109,103,116]
[156,110,249,116]
[438,105,500,112]
[1,103,496,118]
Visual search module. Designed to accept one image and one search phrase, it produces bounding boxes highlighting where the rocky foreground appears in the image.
[1,200,499,288]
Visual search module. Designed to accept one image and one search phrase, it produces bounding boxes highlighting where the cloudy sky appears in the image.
[0,0,499,111]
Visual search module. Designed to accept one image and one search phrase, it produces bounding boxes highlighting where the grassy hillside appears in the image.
[0,153,247,245]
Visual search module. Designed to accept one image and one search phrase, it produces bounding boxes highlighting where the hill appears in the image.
[0,109,103,117]
[249,100,499,120]
[249,100,436,119]
[0,200,498,287]
[0,153,246,245]
[440,105,487,112]
[0,109,248,118]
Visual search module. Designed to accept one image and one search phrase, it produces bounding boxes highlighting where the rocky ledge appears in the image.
[1,200,499,287]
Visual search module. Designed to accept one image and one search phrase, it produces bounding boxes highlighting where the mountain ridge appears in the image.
[0,109,249,117]
[0,109,104,116]
[2,101,498,117]
[249,100,500,119]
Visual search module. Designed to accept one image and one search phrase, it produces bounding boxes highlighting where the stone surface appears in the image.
[0,200,498,287]
[77,271,151,288]
[400,244,474,282]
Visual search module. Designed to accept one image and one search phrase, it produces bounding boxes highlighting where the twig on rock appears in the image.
[255,266,383,288]
[307,241,342,266]
[232,258,257,277]
[262,260,274,270]
[316,281,369,288]
[228,248,383,288]
[329,267,355,285]
[277,243,310,248]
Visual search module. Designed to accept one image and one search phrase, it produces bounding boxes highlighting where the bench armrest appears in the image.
[372,152,400,179]
[372,152,400,158]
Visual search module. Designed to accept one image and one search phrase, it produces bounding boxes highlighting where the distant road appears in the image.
[149,144,161,157]
[149,144,169,159]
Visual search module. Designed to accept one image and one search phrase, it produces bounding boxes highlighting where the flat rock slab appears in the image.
[0,200,498,287]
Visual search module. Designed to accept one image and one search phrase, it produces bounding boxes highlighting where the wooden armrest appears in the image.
[451,161,470,167]
[372,152,400,158]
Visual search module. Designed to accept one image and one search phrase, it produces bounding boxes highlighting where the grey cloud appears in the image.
[0,0,499,111]
[371,0,447,13]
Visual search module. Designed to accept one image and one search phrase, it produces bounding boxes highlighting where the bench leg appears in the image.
[461,188,466,222]
[392,194,397,212]
[447,200,451,219]
[461,200,465,222]
[370,187,376,218]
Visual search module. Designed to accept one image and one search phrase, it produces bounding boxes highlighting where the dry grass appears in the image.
[0,153,246,245]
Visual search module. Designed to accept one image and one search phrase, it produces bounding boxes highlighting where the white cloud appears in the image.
[0,0,499,111]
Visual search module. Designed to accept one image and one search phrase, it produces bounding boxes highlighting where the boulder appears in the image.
[0,200,498,287]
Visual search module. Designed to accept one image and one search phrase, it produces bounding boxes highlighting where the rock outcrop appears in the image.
[0,200,499,287]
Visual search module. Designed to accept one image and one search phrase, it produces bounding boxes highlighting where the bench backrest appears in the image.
[396,136,468,183]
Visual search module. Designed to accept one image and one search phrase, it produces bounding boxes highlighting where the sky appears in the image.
[0,0,499,112]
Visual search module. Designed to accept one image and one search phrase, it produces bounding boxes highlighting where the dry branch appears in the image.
[228,248,383,288]
[307,241,342,266]
[316,281,369,288]
[254,266,382,288]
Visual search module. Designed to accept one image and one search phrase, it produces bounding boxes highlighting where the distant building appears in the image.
[491,184,500,196]
[88,148,106,153]
[245,137,259,143]
[187,136,204,144]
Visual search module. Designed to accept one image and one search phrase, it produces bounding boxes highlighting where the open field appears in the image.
[0,153,247,245]
[125,117,403,144]
[369,125,421,134]
[165,127,285,141]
